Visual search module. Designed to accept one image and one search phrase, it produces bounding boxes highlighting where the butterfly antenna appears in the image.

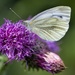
[10,8,22,19]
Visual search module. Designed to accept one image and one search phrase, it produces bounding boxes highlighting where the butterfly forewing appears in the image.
[26,6,71,41]
[30,6,71,22]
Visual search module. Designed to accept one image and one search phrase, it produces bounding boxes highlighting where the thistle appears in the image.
[25,37,65,74]
[0,19,36,60]
[35,52,65,74]
[0,19,65,74]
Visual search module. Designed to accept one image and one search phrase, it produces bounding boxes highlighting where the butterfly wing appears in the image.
[26,6,71,41]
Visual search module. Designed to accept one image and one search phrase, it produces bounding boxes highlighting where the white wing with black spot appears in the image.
[24,6,71,41]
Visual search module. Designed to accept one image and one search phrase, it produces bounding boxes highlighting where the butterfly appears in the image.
[24,6,71,41]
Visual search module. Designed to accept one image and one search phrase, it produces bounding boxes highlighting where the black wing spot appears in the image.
[52,15,63,19]
[59,16,63,18]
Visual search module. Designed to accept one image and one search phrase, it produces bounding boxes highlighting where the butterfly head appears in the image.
[23,20,32,30]
[24,20,29,25]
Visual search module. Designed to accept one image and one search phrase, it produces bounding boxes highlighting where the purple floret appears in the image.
[36,52,65,74]
[0,19,36,60]
[46,41,60,53]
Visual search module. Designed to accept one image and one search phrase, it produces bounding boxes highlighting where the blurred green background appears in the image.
[0,0,75,75]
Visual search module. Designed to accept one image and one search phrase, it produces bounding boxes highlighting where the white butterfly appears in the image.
[24,6,71,41]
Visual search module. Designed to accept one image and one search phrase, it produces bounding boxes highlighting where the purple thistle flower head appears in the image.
[0,19,64,74]
[36,51,65,74]
[23,33,64,74]
[0,19,36,60]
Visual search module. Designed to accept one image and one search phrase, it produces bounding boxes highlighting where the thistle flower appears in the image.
[0,19,36,60]
[0,19,64,74]
[35,52,65,74]
[25,51,65,74]
[24,34,65,74]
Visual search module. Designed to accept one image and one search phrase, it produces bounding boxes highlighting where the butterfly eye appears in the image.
[24,21,27,25]
[23,21,29,27]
